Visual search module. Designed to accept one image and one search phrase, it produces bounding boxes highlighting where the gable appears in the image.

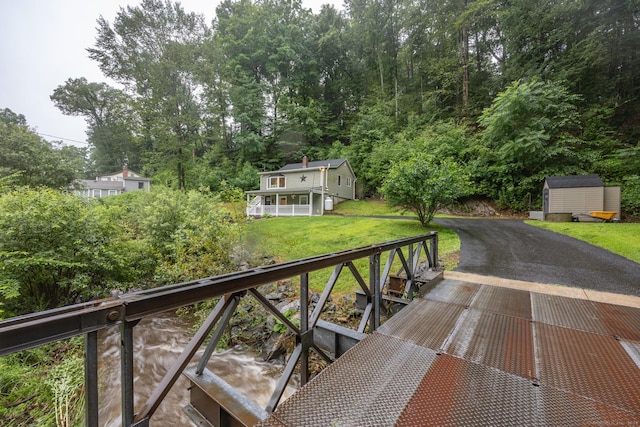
[545,174,603,189]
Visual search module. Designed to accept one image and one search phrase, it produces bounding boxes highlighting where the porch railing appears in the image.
[0,232,438,427]
[247,203,312,217]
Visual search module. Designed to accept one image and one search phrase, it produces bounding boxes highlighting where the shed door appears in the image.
[543,189,549,214]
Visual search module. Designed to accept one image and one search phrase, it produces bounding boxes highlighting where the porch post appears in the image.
[309,191,313,216]
[276,193,279,216]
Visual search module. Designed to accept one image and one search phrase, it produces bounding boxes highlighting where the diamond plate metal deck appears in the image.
[423,280,480,306]
[256,333,438,427]
[396,354,541,426]
[594,300,640,341]
[532,292,610,335]
[257,279,640,426]
[470,285,532,319]
[377,298,465,350]
[445,308,535,379]
[535,322,640,413]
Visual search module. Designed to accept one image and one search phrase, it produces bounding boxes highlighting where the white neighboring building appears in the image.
[73,165,151,198]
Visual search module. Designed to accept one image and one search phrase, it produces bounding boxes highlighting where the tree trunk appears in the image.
[460,26,470,116]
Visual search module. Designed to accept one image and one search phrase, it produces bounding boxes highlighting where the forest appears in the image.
[20,0,640,213]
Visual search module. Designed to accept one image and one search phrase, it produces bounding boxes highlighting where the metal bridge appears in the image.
[0,233,439,427]
[3,231,640,426]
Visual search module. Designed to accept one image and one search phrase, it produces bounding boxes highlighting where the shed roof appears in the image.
[545,174,603,189]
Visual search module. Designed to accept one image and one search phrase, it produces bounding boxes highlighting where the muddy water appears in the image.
[98,313,294,426]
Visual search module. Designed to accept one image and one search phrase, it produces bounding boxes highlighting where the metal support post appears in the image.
[370,252,381,332]
[430,232,438,269]
[196,294,241,375]
[121,320,138,427]
[300,273,309,385]
[85,331,99,427]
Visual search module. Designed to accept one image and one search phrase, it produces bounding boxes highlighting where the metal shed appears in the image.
[543,174,621,221]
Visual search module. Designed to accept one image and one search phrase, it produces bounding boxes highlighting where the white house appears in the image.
[73,165,151,198]
[246,157,357,216]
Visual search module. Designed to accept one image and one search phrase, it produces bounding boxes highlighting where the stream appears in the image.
[98,312,294,426]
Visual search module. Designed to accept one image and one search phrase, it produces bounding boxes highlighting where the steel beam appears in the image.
[85,331,99,427]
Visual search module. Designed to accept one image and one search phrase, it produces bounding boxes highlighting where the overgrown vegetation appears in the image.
[0,338,84,427]
[0,186,243,316]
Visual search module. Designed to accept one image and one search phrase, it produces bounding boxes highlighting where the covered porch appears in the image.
[246,188,326,217]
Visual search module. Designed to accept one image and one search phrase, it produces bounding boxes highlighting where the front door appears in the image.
[280,196,287,205]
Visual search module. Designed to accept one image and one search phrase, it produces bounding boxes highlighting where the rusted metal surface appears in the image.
[396,355,541,426]
[535,322,640,413]
[255,333,437,427]
[259,279,640,426]
[445,308,535,379]
[594,300,640,341]
[531,292,609,335]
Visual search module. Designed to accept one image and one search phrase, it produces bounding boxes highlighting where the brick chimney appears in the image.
[122,164,128,178]
[302,155,308,168]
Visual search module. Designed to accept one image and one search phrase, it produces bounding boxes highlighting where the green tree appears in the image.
[88,0,209,189]
[0,113,86,189]
[381,154,470,225]
[51,77,140,174]
[477,78,585,209]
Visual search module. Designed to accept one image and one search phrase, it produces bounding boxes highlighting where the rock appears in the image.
[278,300,300,313]
[265,293,283,301]
[261,333,286,362]
[311,293,320,304]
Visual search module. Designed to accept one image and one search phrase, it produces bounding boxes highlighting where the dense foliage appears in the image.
[33,0,639,212]
[0,109,87,189]
[0,187,242,318]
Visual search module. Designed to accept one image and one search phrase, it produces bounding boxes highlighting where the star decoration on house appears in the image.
[300,175,307,182]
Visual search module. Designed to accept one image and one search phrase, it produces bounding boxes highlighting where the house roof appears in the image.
[279,158,348,171]
[545,174,604,189]
[74,179,124,190]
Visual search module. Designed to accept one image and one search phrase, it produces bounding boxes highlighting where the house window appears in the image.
[299,195,308,205]
[346,177,352,187]
[337,175,342,186]
[92,189,101,198]
[138,182,145,189]
[268,175,286,189]
[108,190,118,196]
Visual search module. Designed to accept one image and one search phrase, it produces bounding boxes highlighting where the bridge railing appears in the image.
[0,232,438,427]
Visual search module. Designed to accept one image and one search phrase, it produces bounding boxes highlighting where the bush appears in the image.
[381,154,470,226]
[622,175,640,217]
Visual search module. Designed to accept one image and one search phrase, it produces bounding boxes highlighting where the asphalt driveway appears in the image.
[434,218,640,297]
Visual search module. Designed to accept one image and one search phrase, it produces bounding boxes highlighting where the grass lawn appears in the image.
[241,216,459,295]
[527,221,640,264]
[332,199,406,216]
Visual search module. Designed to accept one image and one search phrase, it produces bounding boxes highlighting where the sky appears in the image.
[0,0,340,148]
